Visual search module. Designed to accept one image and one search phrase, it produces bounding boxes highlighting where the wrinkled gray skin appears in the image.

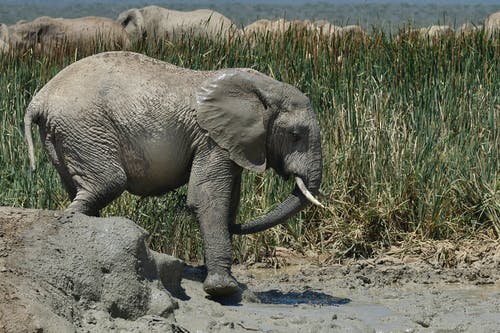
[25,51,323,297]
[117,5,238,42]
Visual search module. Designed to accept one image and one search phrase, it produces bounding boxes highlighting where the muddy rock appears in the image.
[0,207,184,333]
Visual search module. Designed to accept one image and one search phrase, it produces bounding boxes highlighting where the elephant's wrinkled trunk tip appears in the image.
[295,177,324,208]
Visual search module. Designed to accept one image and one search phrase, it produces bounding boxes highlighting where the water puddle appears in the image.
[255,289,350,305]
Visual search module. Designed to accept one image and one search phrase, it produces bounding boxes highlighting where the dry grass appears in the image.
[0,27,498,263]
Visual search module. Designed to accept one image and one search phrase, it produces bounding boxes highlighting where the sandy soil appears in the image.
[173,243,500,333]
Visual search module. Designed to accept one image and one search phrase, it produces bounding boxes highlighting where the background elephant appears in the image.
[418,25,453,39]
[485,11,500,38]
[117,6,238,42]
[0,23,9,53]
[337,25,366,38]
[244,19,314,35]
[8,16,130,51]
[313,20,342,37]
[456,22,482,37]
[24,51,323,297]
[243,19,288,35]
[399,25,453,43]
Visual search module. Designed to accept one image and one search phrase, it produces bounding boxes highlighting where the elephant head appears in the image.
[117,8,146,41]
[196,69,323,234]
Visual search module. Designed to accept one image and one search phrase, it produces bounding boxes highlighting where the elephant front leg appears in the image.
[187,148,242,296]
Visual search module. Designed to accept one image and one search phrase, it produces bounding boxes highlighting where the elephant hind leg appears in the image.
[57,134,127,216]
[66,168,127,217]
[40,127,77,200]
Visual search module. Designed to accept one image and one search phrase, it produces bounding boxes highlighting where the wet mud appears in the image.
[1,207,499,332]
[174,243,500,332]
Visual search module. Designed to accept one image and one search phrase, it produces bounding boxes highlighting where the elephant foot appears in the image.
[203,271,239,296]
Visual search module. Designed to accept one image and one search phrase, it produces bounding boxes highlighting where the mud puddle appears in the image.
[174,242,500,332]
[176,273,500,333]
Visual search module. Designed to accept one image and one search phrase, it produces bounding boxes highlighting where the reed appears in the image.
[0,27,498,262]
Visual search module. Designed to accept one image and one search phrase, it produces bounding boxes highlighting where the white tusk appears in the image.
[295,177,325,208]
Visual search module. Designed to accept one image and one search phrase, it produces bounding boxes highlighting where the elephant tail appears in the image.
[24,104,38,172]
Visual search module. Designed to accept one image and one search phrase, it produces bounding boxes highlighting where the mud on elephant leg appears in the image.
[187,147,241,296]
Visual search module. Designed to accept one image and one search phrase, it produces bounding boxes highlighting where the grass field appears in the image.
[0,28,498,264]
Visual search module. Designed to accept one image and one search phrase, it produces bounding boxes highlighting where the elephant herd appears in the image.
[1,6,499,54]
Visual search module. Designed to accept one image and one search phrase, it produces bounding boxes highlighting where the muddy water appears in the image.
[174,259,500,333]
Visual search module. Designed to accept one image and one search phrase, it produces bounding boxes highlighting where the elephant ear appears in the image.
[196,70,268,173]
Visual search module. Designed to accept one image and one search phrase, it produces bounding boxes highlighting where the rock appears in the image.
[0,207,183,333]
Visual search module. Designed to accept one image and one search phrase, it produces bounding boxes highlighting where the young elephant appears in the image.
[25,52,323,296]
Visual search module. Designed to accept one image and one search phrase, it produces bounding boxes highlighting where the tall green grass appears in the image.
[0,28,498,262]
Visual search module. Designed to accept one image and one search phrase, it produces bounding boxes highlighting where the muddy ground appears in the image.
[1,207,499,333]
[175,242,500,333]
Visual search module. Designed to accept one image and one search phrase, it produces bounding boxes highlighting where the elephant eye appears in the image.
[290,130,301,142]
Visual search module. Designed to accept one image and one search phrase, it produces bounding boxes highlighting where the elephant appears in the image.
[314,21,341,36]
[337,25,366,38]
[0,23,9,53]
[418,25,453,39]
[485,11,500,38]
[313,22,365,40]
[243,19,287,35]
[117,6,238,42]
[24,51,323,297]
[243,19,364,41]
[399,25,453,44]
[456,22,482,37]
[8,16,130,51]
[244,19,313,35]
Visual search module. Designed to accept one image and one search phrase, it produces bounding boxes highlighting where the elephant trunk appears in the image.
[230,127,323,235]
[229,185,309,235]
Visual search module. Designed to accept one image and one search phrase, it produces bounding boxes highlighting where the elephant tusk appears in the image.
[295,177,325,208]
